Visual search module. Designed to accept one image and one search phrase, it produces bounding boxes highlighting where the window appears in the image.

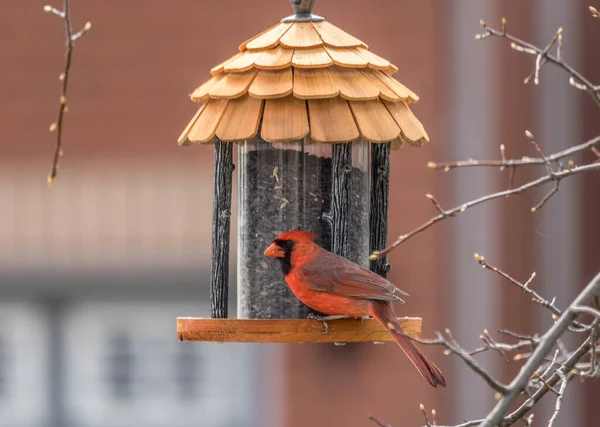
[175,343,202,400]
[104,333,133,399]
[0,336,6,398]
[62,302,256,427]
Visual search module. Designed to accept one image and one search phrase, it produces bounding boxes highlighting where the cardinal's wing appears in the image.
[300,252,406,303]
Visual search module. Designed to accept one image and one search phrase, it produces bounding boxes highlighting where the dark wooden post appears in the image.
[327,142,353,258]
[210,138,234,318]
[369,142,391,278]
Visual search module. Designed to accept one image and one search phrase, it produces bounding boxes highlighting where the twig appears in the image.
[586,329,598,377]
[532,371,560,396]
[546,371,567,427]
[476,20,600,107]
[401,289,599,427]
[422,423,480,427]
[571,305,600,320]
[479,273,600,427]
[531,180,559,212]
[524,128,563,211]
[374,414,481,427]
[469,329,537,361]
[539,349,560,379]
[498,329,536,341]
[472,255,588,331]
[525,130,553,175]
[420,404,432,427]
[414,330,508,394]
[505,323,599,424]
[44,1,91,186]
[424,327,596,427]
[368,414,392,427]
[507,167,516,190]
[426,194,445,214]
[426,136,600,171]
[370,163,600,258]
[379,319,596,427]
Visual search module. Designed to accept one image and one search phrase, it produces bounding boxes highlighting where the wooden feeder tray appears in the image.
[177,317,421,343]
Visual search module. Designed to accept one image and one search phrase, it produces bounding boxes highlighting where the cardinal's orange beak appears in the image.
[264,242,285,258]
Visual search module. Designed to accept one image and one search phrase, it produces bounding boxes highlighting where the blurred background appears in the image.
[1,0,599,426]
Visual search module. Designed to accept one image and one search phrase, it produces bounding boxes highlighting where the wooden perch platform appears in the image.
[177,317,421,343]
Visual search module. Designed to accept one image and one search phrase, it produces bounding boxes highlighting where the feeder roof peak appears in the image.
[178,2,429,148]
[282,0,324,23]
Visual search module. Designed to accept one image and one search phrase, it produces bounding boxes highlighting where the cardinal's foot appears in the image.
[357,315,370,324]
[307,314,356,334]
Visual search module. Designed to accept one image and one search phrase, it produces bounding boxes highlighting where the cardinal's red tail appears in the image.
[370,302,446,388]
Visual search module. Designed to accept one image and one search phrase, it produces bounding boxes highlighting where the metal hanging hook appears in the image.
[282,0,324,23]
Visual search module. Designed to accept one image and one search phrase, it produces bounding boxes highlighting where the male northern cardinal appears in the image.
[264,230,446,388]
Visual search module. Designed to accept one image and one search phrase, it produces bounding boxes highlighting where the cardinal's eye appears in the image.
[274,239,295,251]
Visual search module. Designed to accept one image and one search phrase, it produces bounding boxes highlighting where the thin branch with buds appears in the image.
[370,17,600,259]
[467,329,536,361]
[475,19,600,107]
[418,404,438,427]
[507,322,599,422]
[369,270,600,427]
[416,329,509,394]
[426,136,600,172]
[369,414,392,427]
[473,254,589,331]
[472,272,600,427]
[44,0,91,186]
[546,371,567,427]
[370,161,599,258]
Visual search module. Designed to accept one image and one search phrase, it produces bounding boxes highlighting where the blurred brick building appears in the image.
[0,1,598,427]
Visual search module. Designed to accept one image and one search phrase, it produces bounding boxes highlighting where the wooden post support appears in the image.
[370,142,391,278]
[210,138,234,318]
[327,142,353,258]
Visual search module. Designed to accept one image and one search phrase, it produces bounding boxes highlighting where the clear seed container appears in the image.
[237,133,371,319]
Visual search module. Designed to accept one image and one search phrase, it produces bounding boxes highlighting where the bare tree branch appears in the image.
[476,19,600,107]
[468,329,536,360]
[571,305,600,320]
[504,321,600,424]
[369,414,393,427]
[592,146,600,162]
[427,136,600,172]
[370,163,600,259]
[473,255,589,331]
[370,17,600,260]
[525,130,553,175]
[419,404,432,427]
[415,329,508,394]
[479,273,600,427]
[368,262,599,427]
[546,371,567,427]
[44,1,91,186]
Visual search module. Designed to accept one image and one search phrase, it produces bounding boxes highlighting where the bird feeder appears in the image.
[177,0,429,343]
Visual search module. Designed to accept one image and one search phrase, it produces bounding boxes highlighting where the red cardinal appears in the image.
[264,230,446,388]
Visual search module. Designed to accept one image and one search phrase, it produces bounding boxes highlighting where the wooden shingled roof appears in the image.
[178,11,429,148]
